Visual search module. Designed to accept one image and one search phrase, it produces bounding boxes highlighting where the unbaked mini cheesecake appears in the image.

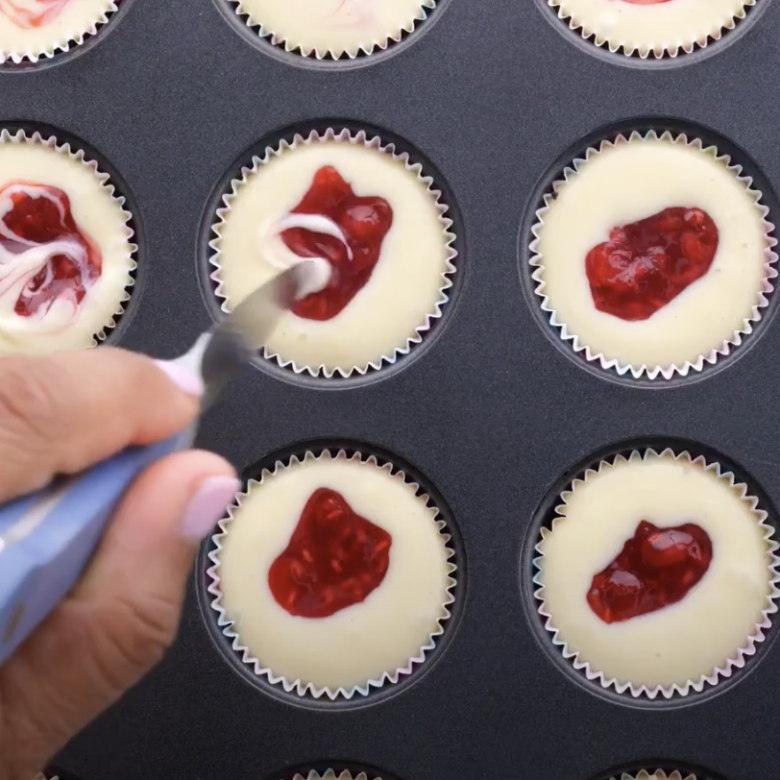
[211,129,456,377]
[535,450,779,697]
[548,0,755,58]
[0,130,135,354]
[232,0,436,58]
[531,131,775,379]
[209,450,457,698]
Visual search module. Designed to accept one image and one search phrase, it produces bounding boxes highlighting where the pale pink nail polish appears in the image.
[180,476,240,541]
[154,360,204,397]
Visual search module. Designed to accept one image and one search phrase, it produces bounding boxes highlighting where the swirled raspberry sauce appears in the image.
[0,181,101,318]
[282,166,393,321]
[0,0,73,28]
[585,207,718,321]
[268,488,392,618]
[587,520,712,624]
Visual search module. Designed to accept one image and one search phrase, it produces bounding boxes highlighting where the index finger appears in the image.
[0,347,202,501]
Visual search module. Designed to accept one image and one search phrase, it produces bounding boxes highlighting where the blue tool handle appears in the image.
[0,427,194,667]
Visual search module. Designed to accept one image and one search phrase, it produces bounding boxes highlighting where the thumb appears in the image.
[0,451,238,775]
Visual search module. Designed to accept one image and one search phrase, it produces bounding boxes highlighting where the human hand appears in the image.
[0,348,239,780]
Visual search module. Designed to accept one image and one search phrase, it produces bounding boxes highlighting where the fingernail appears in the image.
[154,360,204,397]
[180,476,240,541]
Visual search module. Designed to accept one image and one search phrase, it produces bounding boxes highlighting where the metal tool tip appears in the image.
[288,259,320,301]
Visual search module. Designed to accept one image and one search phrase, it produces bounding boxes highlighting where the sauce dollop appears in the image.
[282,166,393,321]
[268,487,392,618]
[585,207,718,321]
[587,520,713,624]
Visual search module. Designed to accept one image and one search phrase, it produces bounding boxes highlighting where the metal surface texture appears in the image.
[3,0,780,778]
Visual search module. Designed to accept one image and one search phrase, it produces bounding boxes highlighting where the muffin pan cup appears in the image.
[16,0,780,778]
[612,773,696,780]
[0,126,137,351]
[519,116,780,389]
[264,764,407,780]
[543,0,757,61]
[528,130,778,382]
[224,0,439,62]
[532,447,780,701]
[205,447,459,701]
[290,772,373,780]
[590,765,733,780]
[208,127,458,380]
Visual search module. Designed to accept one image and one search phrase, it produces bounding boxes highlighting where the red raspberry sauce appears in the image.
[0,0,74,28]
[585,207,719,321]
[587,520,712,623]
[0,182,101,318]
[282,166,393,321]
[268,488,392,618]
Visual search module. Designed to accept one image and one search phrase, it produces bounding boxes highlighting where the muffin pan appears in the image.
[6,0,780,778]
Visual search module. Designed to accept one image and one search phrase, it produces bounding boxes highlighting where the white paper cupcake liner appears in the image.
[291,772,378,780]
[0,1,119,65]
[207,448,458,700]
[529,130,778,381]
[209,127,458,379]
[610,772,697,780]
[230,0,436,60]
[0,128,137,347]
[548,0,755,59]
[533,448,780,700]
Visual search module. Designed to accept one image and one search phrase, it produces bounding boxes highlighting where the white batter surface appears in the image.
[214,139,451,375]
[215,453,454,693]
[0,0,115,57]
[537,452,774,691]
[0,139,134,354]
[236,0,434,56]
[535,135,769,372]
[551,0,751,57]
